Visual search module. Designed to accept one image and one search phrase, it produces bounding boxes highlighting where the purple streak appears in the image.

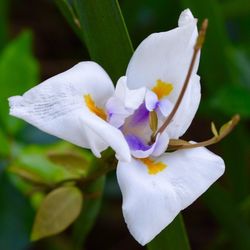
[125,134,151,151]
[131,103,149,125]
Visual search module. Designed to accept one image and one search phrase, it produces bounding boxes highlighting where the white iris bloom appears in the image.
[9,9,225,245]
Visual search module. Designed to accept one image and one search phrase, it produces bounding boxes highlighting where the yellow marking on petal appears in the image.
[84,94,107,120]
[152,79,173,100]
[141,158,167,175]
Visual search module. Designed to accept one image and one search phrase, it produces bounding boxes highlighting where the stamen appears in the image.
[152,19,208,141]
[149,111,158,139]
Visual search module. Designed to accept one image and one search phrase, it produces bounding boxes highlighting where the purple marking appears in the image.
[131,103,149,125]
[125,134,151,151]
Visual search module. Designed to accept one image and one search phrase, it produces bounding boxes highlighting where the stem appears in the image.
[153,19,208,141]
[167,114,240,151]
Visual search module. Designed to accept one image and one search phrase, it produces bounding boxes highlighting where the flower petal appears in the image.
[158,98,173,117]
[151,130,169,157]
[145,90,158,111]
[106,96,132,128]
[9,62,114,155]
[165,74,201,138]
[126,9,198,91]
[126,9,200,138]
[117,146,225,245]
[115,76,146,110]
[79,112,131,162]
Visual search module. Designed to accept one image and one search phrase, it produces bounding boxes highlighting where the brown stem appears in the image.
[153,19,208,141]
[167,114,240,151]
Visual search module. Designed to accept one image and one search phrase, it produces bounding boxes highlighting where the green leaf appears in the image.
[9,143,93,185]
[54,0,84,42]
[0,173,34,250]
[180,0,232,93]
[203,185,250,249]
[31,186,83,241]
[73,0,133,82]
[0,31,39,134]
[211,85,250,118]
[47,150,91,177]
[147,214,190,250]
[0,127,10,157]
[72,176,105,249]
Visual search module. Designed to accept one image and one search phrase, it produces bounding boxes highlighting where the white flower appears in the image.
[9,9,225,245]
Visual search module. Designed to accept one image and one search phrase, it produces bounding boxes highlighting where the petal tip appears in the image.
[178,9,196,27]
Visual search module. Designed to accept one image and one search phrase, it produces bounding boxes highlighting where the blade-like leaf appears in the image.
[72,176,105,249]
[73,0,133,82]
[147,214,190,250]
[31,186,83,241]
[0,173,34,250]
[54,0,84,42]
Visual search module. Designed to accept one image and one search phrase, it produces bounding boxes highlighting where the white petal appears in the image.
[106,96,132,128]
[126,9,200,138]
[126,9,198,91]
[151,130,169,157]
[117,146,225,245]
[9,62,114,155]
[165,74,201,138]
[145,90,158,111]
[158,98,173,117]
[116,76,146,110]
[80,112,131,162]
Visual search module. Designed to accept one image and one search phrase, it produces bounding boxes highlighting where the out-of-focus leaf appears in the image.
[147,214,190,250]
[31,186,83,241]
[0,31,39,134]
[47,151,91,177]
[73,0,133,82]
[240,195,250,225]
[227,47,250,89]
[0,127,10,157]
[180,0,232,93]
[9,143,93,185]
[72,175,105,248]
[221,0,250,18]
[0,173,34,250]
[54,0,84,42]
[210,85,250,118]
[203,184,250,249]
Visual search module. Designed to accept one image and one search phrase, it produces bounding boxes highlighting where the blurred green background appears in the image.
[0,0,250,249]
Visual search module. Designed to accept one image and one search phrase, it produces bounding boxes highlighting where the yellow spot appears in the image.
[152,79,173,99]
[84,94,107,120]
[141,158,167,175]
